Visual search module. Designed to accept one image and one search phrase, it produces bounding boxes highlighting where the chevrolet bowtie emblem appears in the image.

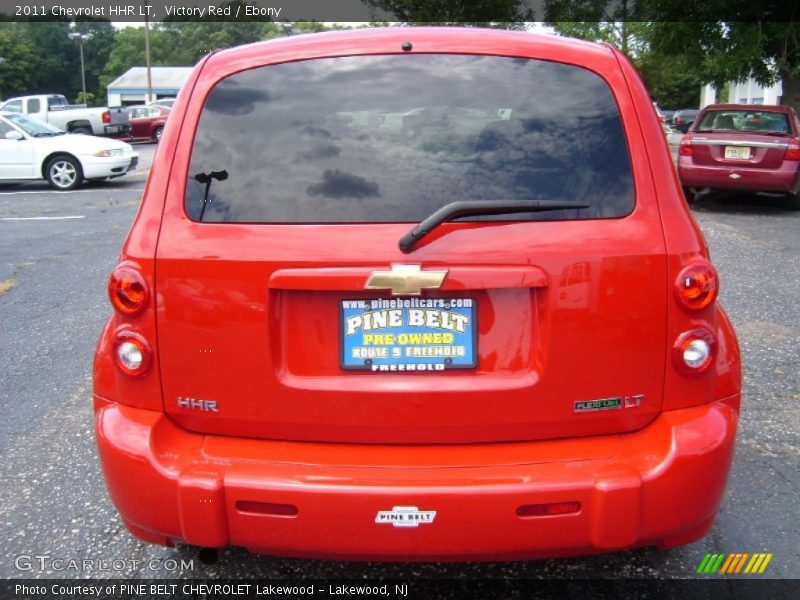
[365,264,448,296]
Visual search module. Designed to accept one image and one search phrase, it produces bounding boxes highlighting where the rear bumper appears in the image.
[95,395,739,560]
[678,159,800,194]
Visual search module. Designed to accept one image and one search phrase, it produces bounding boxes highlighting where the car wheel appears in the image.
[71,126,92,135]
[784,193,800,210]
[153,126,164,143]
[45,155,83,191]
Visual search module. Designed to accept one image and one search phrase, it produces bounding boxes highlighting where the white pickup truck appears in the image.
[0,94,129,136]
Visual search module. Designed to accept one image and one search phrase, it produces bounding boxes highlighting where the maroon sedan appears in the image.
[678,104,800,209]
[125,105,170,143]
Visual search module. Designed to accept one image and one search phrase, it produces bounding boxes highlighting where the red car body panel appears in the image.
[93,28,742,559]
[678,103,800,194]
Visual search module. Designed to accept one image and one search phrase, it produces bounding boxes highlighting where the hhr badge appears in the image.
[375,506,437,528]
[177,397,218,412]
[366,264,448,296]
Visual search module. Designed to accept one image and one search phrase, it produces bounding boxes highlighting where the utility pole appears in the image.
[68,31,93,104]
[144,0,153,103]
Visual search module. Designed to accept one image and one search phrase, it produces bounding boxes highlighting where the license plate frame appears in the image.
[340,297,478,372]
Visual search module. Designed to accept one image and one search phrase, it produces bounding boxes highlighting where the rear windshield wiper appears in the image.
[399,199,590,252]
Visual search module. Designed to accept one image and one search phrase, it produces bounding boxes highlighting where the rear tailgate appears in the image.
[155,222,666,444]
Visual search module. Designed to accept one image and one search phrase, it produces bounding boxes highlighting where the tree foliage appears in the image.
[650,19,800,110]
[0,23,37,98]
[546,1,799,110]
[159,19,265,64]
[546,17,702,108]
[99,26,187,90]
[0,19,115,104]
[362,0,532,27]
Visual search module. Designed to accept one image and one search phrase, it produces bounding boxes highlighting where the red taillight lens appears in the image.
[673,328,716,375]
[102,110,110,124]
[679,138,693,156]
[784,140,800,160]
[108,267,149,316]
[675,263,718,310]
[112,330,152,377]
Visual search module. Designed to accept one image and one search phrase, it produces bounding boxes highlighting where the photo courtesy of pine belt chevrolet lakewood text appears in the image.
[93,27,741,560]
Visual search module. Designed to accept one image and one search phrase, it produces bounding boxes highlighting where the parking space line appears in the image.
[1,216,85,221]
[0,188,145,195]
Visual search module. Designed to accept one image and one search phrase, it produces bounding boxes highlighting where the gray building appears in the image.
[107,67,193,107]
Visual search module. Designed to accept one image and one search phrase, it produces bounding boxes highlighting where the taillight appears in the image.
[679,137,693,156]
[102,110,110,124]
[673,328,716,375]
[113,330,152,377]
[675,263,717,310]
[108,266,149,316]
[784,140,800,160]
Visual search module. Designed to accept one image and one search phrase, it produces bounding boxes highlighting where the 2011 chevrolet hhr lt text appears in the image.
[94,28,741,560]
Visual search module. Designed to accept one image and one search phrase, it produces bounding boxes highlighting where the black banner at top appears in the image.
[3,0,797,23]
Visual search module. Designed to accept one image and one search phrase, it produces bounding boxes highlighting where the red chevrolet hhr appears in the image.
[93,28,741,560]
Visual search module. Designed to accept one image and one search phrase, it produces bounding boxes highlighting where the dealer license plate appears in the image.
[340,297,477,372]
[724,146,750,159]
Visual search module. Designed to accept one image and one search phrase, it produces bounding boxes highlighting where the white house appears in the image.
[700,79,783,108]
[107,67,193,107]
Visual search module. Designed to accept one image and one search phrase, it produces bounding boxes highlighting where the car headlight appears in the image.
[94,149,124,157]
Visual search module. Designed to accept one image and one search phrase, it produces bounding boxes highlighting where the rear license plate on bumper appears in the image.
[724,146,750,159]
[340,297,477,371]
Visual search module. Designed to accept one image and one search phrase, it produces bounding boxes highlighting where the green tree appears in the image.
[262,21,335,40]
[18,20,80,101]
[636,51,701,109]
[0,23,37,99]
[0,20,116,104]
[100,26,186,90]
[544,3,706,108]
[545,21,651,59]
[651,18,800,111]
[160,1,266,63]
[362,0,532,26]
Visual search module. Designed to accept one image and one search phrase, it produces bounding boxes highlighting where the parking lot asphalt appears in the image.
[0,142,797,581]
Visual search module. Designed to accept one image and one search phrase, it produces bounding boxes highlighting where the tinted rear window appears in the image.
[186,54,634,223]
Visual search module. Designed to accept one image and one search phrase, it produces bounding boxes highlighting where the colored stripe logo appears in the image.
[697,553,773,574]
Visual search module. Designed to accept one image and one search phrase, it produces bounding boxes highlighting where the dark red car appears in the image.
[678,104,800,208]
[94,28,740,560]
[124,105,170,143]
